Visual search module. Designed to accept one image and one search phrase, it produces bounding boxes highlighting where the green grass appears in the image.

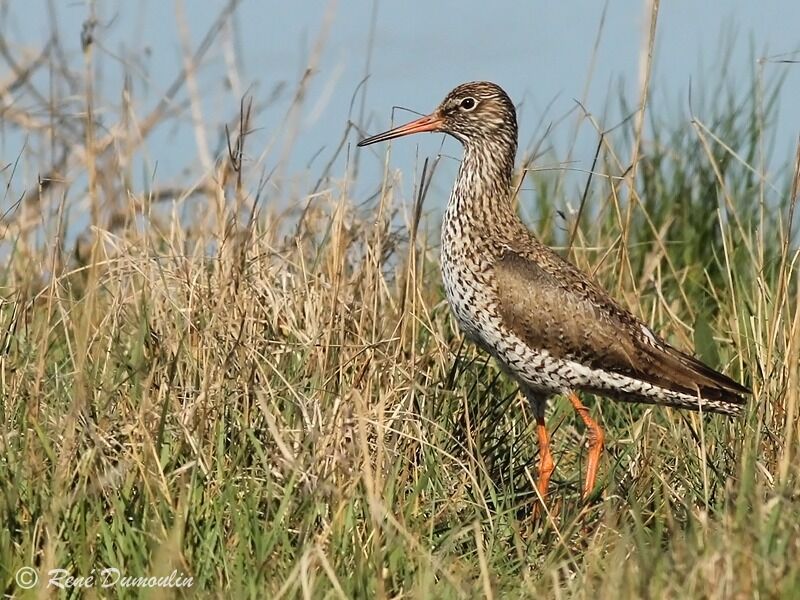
[1,9,799,600]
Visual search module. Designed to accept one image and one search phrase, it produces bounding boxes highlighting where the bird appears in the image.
[357,81,750,510]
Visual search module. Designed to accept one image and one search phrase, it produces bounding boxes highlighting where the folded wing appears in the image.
[493,248,749,409]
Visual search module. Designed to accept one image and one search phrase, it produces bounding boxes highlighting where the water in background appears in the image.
[1,0,798,228]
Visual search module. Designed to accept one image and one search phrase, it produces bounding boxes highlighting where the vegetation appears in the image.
[1,4,798,598]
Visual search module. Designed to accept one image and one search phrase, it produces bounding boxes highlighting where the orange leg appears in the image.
[535,407,555,503]
[567,392,605,499]
[525,392,554,515]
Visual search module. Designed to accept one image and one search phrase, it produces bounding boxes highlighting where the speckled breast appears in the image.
[440,246,488,343]
[440,218,517,359]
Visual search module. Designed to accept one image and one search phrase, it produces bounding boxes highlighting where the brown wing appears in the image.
[493,248,750,403]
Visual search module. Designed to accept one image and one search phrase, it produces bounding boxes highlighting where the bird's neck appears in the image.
[447,139,518,226]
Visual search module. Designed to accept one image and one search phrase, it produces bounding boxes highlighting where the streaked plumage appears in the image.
[358,81,749,506]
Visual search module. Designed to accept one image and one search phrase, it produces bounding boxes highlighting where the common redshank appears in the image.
[357,81,749,508]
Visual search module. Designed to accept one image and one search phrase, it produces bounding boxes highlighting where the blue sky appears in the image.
[2,1,798,215]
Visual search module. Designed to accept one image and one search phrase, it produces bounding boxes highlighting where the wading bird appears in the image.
[358,81,749,509]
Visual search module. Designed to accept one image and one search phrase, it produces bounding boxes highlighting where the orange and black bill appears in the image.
[357,114,443,146]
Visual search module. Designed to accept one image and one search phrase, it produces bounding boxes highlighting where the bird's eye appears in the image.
[459,97,477,111]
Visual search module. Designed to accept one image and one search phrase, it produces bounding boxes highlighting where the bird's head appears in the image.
[358,81,518,150]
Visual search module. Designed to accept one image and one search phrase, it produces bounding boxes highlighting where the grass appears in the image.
[1,3,799,599]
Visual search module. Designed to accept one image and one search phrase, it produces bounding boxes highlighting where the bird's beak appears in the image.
[357,113,444,146]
